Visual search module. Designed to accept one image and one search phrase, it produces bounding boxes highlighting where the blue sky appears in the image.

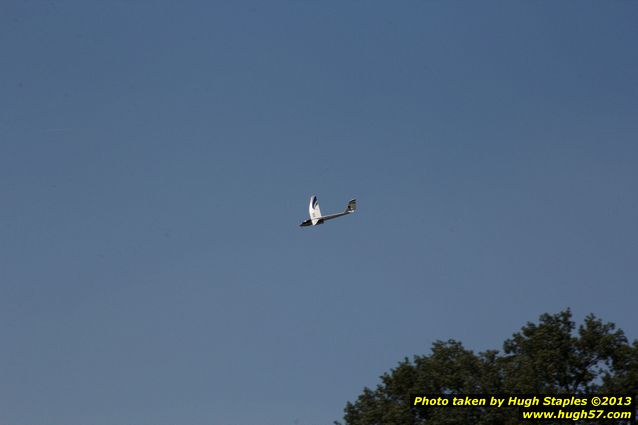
[1,1,637,424]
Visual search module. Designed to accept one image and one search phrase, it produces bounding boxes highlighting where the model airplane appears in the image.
[299,195,356,227]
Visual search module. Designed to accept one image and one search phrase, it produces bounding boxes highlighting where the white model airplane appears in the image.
[299,195,356,227]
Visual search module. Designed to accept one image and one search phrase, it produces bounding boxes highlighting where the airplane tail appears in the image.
[345,199,357,213]
[309,195,322,225]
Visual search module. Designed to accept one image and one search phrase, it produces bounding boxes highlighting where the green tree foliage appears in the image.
[338,310,637,425]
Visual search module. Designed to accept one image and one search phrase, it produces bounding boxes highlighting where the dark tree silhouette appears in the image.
[338,310,637,425]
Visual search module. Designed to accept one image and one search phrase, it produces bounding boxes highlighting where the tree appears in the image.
[501,310,629,393]
[338,309,637,425]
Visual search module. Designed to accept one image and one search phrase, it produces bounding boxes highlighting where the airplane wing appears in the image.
[309,195,322,225]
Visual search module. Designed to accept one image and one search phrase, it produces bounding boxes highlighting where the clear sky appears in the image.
[1,1,637,424]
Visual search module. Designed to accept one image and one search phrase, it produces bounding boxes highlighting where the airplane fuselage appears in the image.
[299,211,350,227]
[300,218,324,227]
